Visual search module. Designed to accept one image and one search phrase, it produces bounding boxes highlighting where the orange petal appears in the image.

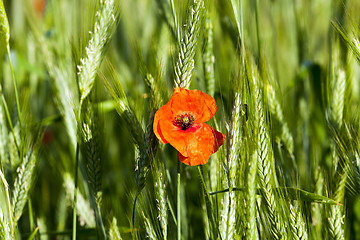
[178,152,208,166]
[178,125,226,166]
[156,119,201,157]
[170,88,217,123]
[160,122,225,162]
[153,104,171,144]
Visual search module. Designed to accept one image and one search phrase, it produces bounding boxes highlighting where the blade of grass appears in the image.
[27,227,39,240]
[209,187,341,205]
[72,143,80,240]
[198,166,219,239]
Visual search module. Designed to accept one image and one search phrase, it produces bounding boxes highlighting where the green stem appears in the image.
[255,0,262,71]
[6,46,22,131]
[0,88,20,157]
[177,160,181,240]
[198,166,218,239]
[28,199,34,233]
[96,203,106,240]
[131,193,138,239]
[72,143,80,240]
[197,166,211,200]
[170,0,179,44]
[168,196,177,225]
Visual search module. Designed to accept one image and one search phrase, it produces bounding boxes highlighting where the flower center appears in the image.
[173,113,195,130]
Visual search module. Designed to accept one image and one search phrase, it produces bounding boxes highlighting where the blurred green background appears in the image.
[1,0,360,239]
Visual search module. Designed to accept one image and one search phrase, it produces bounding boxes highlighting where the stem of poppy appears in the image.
[177,160,181,240]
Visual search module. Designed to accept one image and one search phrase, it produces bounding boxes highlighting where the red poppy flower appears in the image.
[153,87,226,166]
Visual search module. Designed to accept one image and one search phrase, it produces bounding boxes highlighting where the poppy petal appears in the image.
[160,122,225,161]
[178,152,208,166]
[170,88,217,123]
[153,104,171,144]
[178,125,226,166]
[157,119,201,157]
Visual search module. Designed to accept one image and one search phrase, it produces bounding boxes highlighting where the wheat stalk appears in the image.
[327,39,346,130]
[328,204,345,240]
[29,6,79,151]
[173,0,204,89]
[203,16,215,97]
[155,167,168,239]
[77,0,120,213]
[0,100,9,168]
[143,211,157,240]
[219,89,242,239]
[245,151,258,239]
[144,73,163,108]
[0,208,11,240]
[311,167,324,237]
[155,0,177,40]
[103,74,145,148]
[42,47,78,150]
[267,83,294,159]
[135,111,158,193]
[77,0,119,105]
[333,22,360,65]
[12,150,38,222]
[219,191,236,240]
[109,217,123,240]
[228,90,242,182]
[290,202,308,240]
[63,172,95,227]
[0,169,13,239]
[251,65,284,239]
[327,153,347,240]
[79,99,103,203]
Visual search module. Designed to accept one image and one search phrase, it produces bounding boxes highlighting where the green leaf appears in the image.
[209,187,341,205]
[27,227,39,240]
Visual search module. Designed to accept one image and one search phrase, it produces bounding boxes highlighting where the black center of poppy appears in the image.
[173,113,195,130]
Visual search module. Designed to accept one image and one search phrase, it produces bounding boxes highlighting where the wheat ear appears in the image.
[251,65,284,239]
[77,0,119,105]
[203,16,215,97]
[290,202,308,240]
[12,150,38,222]
[173,0,204,89]
[109,217,123,240]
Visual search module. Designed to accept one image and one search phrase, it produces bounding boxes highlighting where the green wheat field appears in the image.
[1,0,360,239]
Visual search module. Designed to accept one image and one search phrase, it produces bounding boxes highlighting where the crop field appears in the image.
[1,0,360,239]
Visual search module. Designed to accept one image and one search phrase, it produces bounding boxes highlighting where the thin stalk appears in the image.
[255,0,263,74]
[168,196,177,225]
[6,46,22,130]
[177,160,181,240]
[95,204,106,240]
[169,0,179,44]
[198,166,218,238]
[131,193,138,239]
[72,143,80,240]
[197,166,211,205]
[0,90,20,156]
[238,0,245,58]
[28,199,34,233]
